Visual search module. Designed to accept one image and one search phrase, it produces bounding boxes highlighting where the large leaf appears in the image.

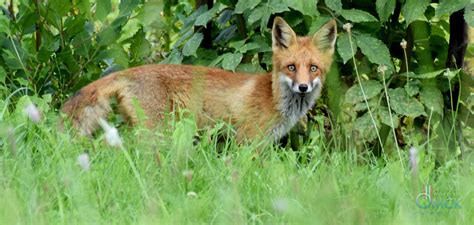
[465,4,474,27]
[354,112,379,142]
[388,88,426,117]
[419,83,443,115]
[288,0,319,16]
[341,9,378,23]
[119,0,140,14]
[0,14,10,35]
[50,0,71,17]
[345,80,383,104]
[378,107,400,128]
[436,0,470,17]
[96,0,112,22]
[129,28,151,61]
[235,0,261,14]
[401,0,430,26]
[337,32,357,64]
[248,1,289,31]
[325,0,341,13]
[221,53,243,71]
[195,3,222,27]
[355,33,393,69]
[138,2,164,26]
[182,33,204,57]
[376,0,396,22]
[405,80,420,97]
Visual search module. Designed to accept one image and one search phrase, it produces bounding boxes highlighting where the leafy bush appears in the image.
[0,0,472,157]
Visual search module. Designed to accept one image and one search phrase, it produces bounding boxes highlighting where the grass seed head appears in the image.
[24,103,41,123]
[77,153,91,171]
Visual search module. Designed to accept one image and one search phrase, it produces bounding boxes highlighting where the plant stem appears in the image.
[347,29,385,155]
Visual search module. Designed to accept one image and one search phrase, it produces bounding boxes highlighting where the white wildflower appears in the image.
[377,65,388,74]
[98,118,123,147]
[343,23,352,32]
[24,103,41,123]
[187,191,198,198]
[272,197,289,213]
[77,153,91,171]
[400,39,407,49]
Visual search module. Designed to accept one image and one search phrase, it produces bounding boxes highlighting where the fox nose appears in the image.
[298,84,309,93]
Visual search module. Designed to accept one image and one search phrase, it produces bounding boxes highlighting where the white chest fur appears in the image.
[271,76,322,141]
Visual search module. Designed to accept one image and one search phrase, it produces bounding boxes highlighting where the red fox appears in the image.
[62,17,337,142]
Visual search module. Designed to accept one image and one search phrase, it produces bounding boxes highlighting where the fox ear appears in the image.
[272,17,297,50]
[312,19,337,52]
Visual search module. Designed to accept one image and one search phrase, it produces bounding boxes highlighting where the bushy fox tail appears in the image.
[62,74,135,135]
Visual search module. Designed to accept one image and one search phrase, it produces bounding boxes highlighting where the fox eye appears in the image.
[288,64,296,72]
[310,65,318,72]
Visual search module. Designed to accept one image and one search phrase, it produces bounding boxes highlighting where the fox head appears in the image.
[272,17,337,94]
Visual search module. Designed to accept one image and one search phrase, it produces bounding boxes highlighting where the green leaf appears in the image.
[195,4,221,27]
[354,112,379,142]
[0,14,10,36]
[235,0,261,14]
[405,80,420,97]
[229,40,246,50]
[345,80,383,104]
[465,4,474,27]
[337,32,357,64]
[236,63,266,73]
[182,33,204,57]
[420,83,443,115]
[401,0,430,26]
[96,0,112,22]
[436,0,470,17]
[50,0,70,17]
[355,33,393,69]
[76,0,91,18]
[388,88,426,117]
[221,53,243,71]
[138,2,163,26]
[98,45,128,68]
[97,26,120,46]
[376,0,396,22]
[378,107,400,128]
[410,69,445,79]
[129,28,151,61]
[239,43,260,53]
[325,0,342,13]
[119,0,140,14]
[341,9,378,23]
[288,0,318,16]
[248,1,289,31]
[354,98,378,111]
[248,6,266,24]
[161,51,183,65]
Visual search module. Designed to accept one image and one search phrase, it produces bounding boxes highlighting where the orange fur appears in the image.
[62,17,337,142]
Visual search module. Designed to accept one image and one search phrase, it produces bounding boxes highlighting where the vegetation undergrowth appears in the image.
[0,0,473,224]
[0,97,472,224]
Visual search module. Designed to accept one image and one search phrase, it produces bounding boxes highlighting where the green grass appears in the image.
[0,104,473,225]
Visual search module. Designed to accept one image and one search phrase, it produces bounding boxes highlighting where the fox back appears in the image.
[62,17,337,142]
